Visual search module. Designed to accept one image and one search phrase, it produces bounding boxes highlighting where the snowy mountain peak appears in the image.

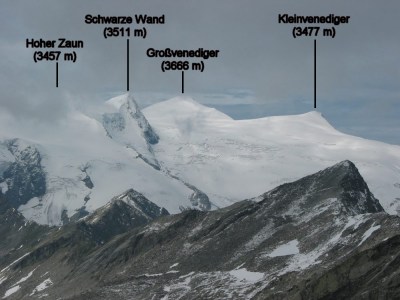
[154,95,208,108]
[103,93,158,145]
[107,93,143,123]
[102,93,159,167]
[143,96,233,122]
[296,111,335,130]
[120,95,159,145]
[104,93,136,111]
[303,110,323,117]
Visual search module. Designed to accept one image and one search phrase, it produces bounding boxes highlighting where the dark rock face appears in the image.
[0,188,169,300]
[187,184,211,211]
[168,173,212,211]
[0,139,46,208]
[136,153,161,170]
[82,189,169,244]
[62,207,90,225]
[258,160,383,217]
[102,95,159,145]
[337,161,383,214]
[123,98,159,145]
[0,161,399,300]
[101,95,161,171]
[102,113,126,133]
[82,175,94,189]
[0,193,48,260]
[295,235,400,300]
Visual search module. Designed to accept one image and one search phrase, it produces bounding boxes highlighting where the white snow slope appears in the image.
[143,96,400,213]
[1,93,400,225]
[0,94,196,225]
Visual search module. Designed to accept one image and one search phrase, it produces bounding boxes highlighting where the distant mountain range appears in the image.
[0,93,399,226]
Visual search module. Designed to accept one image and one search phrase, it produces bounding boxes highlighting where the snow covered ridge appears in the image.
[0,93,400,225]
[143,95,400,214]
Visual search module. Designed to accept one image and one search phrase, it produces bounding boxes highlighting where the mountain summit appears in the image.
[257,160,384,217]
[102,93,159,168]
[104,93,159,145]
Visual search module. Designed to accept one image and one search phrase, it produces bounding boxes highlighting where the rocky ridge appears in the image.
[0,161,399,299]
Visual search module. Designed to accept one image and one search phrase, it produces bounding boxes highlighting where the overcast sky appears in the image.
[0,0,399,144]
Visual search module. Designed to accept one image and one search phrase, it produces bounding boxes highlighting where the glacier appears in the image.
[0,93,399,225]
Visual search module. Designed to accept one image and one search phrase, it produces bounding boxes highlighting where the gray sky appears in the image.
[0,0,399,144]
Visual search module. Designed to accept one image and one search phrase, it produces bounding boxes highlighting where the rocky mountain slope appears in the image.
[1,161,399,299]
[0,139,46,209]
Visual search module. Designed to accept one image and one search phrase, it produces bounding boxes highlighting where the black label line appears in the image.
[127,39,130,91]
[181,71,184,93]
[56,62,59,88]
[314,39,316,109]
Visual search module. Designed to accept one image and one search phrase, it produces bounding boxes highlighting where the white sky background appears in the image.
[0,0,399,144]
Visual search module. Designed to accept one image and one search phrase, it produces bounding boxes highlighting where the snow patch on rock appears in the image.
[267,240,300,257]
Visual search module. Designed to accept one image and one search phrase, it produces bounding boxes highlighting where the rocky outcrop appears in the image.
[0,139,46,208]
